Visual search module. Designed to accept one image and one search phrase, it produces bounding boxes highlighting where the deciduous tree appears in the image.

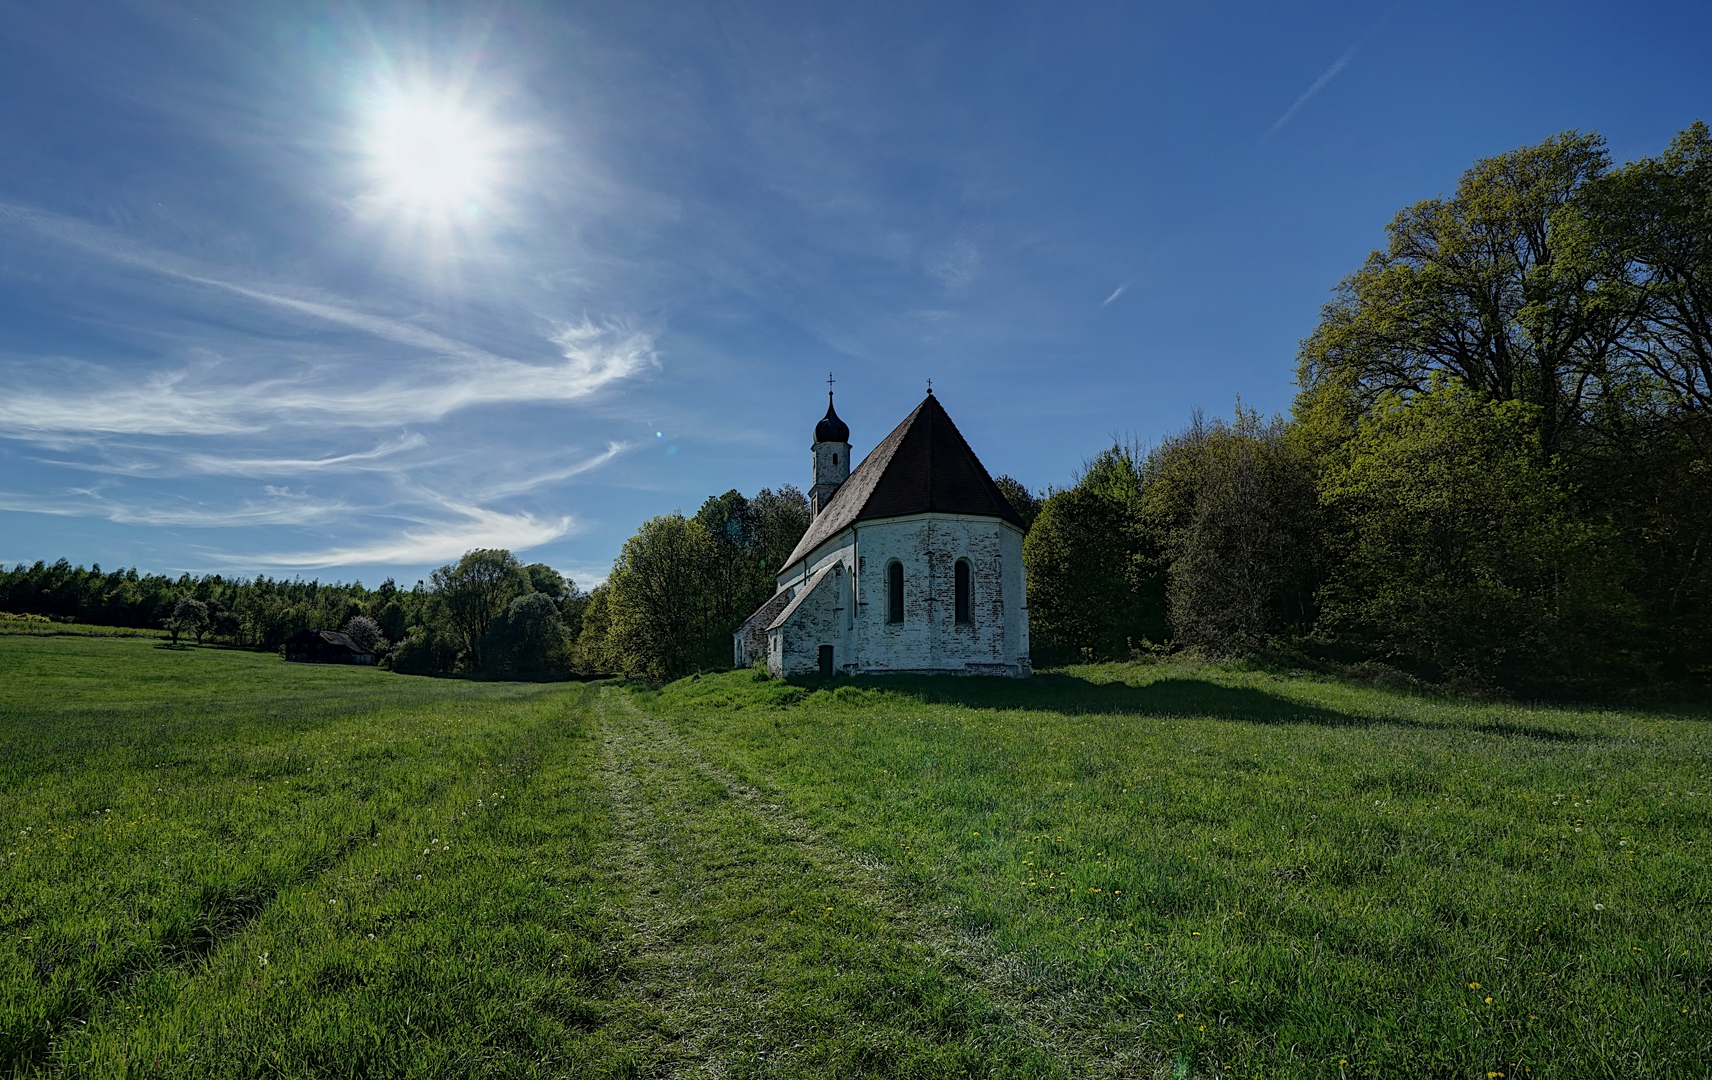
[429,549,527,669]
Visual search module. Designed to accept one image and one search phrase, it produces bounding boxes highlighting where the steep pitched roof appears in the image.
[766,562,837,631]
[781,393,1025,570]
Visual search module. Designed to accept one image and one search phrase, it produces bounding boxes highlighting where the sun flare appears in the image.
[363,93,505,216]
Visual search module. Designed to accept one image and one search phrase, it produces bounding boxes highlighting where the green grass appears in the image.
[643,665,1712,1078]
[0,620,165,639]
[0,636,629,1077]
[3,637,1710,1077]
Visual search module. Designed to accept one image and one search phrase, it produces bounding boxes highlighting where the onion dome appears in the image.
[815,393,850,443]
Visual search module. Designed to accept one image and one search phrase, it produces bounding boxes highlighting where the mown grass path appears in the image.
[595,689,1068,1078]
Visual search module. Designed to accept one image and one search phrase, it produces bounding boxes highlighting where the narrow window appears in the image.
[818,644,834,677]
[887,561,904,623]
[954,559,972,624]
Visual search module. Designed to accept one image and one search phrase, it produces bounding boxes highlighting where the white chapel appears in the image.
[734,388,1031,678]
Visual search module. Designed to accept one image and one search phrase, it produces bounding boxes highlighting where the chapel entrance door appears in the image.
[818,645,834,677]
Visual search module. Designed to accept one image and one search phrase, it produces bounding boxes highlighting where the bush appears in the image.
[390,624,461,676]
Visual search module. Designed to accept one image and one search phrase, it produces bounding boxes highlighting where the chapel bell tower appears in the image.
[810,381,851,519]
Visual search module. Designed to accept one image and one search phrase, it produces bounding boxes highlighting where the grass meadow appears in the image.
[2,636,1709,1077]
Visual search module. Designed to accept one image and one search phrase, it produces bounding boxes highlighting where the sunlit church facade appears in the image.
[734,390,1031,678]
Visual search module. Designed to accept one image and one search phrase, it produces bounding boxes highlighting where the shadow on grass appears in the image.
[824,672,1593,743]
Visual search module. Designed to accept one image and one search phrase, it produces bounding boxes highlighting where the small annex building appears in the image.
[734,389,1030,678]
[284,628,376,665]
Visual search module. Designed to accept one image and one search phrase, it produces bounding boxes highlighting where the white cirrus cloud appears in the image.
[0,318,655,438]
[182,434,429,477]
[0,202,658,439]
[0,486,350,528]
[483,441,629,498]
[243,503,573,569]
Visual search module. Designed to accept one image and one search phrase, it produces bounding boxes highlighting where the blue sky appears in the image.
[1,1,1707,588]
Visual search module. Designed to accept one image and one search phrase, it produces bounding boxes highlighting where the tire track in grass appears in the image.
[596,687,1087,1079]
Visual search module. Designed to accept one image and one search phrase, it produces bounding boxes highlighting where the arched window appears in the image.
[954,559,972,624]
[887,560,904,623]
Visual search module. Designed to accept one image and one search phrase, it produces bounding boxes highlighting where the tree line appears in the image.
[1022,124,1712,694]
[0,554,589,676]
[0,487,816,682]
[0,562,410,649]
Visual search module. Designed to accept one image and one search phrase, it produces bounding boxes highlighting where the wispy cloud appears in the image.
[244,504,574,568]
[181,434,428,477]
[1101,284,1128,308]
[0,319,655,438]
[0,203,657,439]
[483,441,629,498]
[925,238,982,290]
[0,486,349,527]
[1265,7,1397,137]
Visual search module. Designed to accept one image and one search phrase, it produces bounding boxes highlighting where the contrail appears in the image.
[1265,4,1400,137]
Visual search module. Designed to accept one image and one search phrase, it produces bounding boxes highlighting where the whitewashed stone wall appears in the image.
[764,563,850,676]
[767,512,1029,677]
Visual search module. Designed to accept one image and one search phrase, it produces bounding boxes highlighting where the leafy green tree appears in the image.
[604,514,720,679]
[750,485,813,577]
[1023,447,1158,665]
[1299,131,1631,456]
[206,599,239,643]
[1136,409,1318,655]
[687,486,810,651]
[486,593,568,674]
[522,563,569,601]
[574,584,616,673]
[695,490,764,647]
[993,475,1043,532]
[164,597,208,647]
[429,549,527,669]
[1581,121,1712,422]
[1317,382,1645,691]
[390,618,460,676]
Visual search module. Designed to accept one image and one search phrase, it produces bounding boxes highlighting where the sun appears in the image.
[362,92,506,217]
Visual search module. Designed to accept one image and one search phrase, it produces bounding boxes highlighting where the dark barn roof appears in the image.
[782,392,1025,570]
[285,629,369,653]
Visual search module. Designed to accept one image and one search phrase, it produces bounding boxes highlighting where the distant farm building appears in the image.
[735,388,1031,678]
[284,628,376,665]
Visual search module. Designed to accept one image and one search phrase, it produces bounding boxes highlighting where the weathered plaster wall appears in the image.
[765,562,849,677]
[771,512,1029,676]
[809,440,851,516]
[733,589,791,667]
